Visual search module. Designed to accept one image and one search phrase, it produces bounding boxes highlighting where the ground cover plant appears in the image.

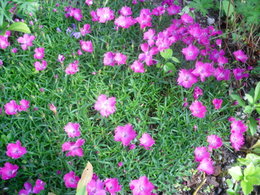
[0,0,259,194]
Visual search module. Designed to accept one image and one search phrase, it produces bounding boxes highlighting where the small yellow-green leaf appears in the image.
[241,180,253,195]
[76,162,93,195]
[228,166,243,181]
[7,22,31,34]
[160,49,173,59]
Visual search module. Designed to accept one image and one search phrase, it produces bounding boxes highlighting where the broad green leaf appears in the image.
[256,105,260,114]
[245,153,260,165]
[171,56,180,63]
[160,49,173,59]
[248,117,257,135]
[163,62,176,73]
[7,22,31,33]
[244,94,254,105]
[226,179,234,189]
[228,166,243,181]
[244,105,253,114]
[226,189,235,195]
[230,94,246,107]
[254,82,260,102]
[241,180,253,195]
[244,163,255,176]
[222,0,234,18]
[76,162,93,195]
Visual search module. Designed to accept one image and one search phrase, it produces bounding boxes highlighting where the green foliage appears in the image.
[12,0,39,17]
[188,0,215,16]
[0,0,14,26]
[227,153,260,195]
[230,82,260,135]
[159,49,179,75]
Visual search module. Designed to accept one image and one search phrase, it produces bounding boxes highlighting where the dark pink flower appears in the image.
[104,178,122,194]
[189,101,207,118]
[64,122,81,138]
[17,34,35,50]
[0,162,19,180]
[6,140,27,159]
[96,7,115,23]
[87,179,106,195]
[136,9,152,29]
[65,60,79,75]
[192,61,214,82]
[212,99,223,110]
[63,171,80,188]
[152,6,165,16]
[114,124,137,146]
[181,13,194,24]
[167,5,181,15]
[214,67,231,81]
[207,135,223,150]
[103,52,116,66]
[62,139,85,157]
[90,11,99,22]
[177,69,198,88]
[182,44,200,61]
[139,133,155,150]
[80,24,91,36]
[230,133,244,151]
[94,94,116,117]
[230,120,247,134]
[193,86,203,100]
[233,50,248,63]
[18,182,33,195]
[129,176,155,195]
[34,60,47,71]
[4,100,19,115]
[233,68,249,80]
[130,60,145,73]
[80,40,93,53]
[197,158,214,175]
[194,146,210,162]
[217,56,228,66]
[34,48,45,60]
[32,179,46,194]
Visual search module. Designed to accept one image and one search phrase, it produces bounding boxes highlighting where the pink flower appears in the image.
[136,9,153,29]
[207,135,223,150]
[32,179,46,194]
[58,54,65,63]
[34,60,47,71]
[212,99,223,110]
[0,35,10,49]
[6,140,27,159]
[114,16,136,29]
[80,40,93,53]
[4,100,19,115]
[34,48,45,60]
[130,60,145,73]
[139,133,155,150]
[119,6,132,16]
[65,60,79,75]
[103,52,116,66]
[0,162,19,180]
[233,50,248,63]
[94,94,116,117]
[62,139,85,157]
[192,61,214,82]
[68,8,83,21]
[114,53,127,65]
[63,171,80,188]
[96,7,115,23]
[181,13,194,24]
[90,11,99,22]
[182,44,200,61]
[197,158,214,175]
[217,56,228,66]
[233,68,249,80]
[11,48,18,53]
[64,122,81,138]
[17,34,35,50]
[129,144,136,150]
[193,86,203,100]
[177,69,198,88]
[18,99,30,112]
[230,120,247,134]
[77,49,83,55]
[85,0,93,6]
[104,178,122,194]
[118,162,123,167]
[152,6,165,16]
[114,124,137,146]
[18,182,33,195]
[87,179,106,195]
[80,24,91,36]
[230,133,244,151]
[189,100,207,118]
[194,147,210,162]
[49,104,57,114]
[129,176,155,195]
[167,4,181,15]
[214,67,231,81]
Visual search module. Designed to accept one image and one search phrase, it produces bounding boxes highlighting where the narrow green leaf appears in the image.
[248,117,257,135]
[7,22,31,33]
[160,49,173,59]
[254,82,260,103]
[222,0,234,17]
[228,166,243,181]
[171,56,180,63]
[230,94,246,107]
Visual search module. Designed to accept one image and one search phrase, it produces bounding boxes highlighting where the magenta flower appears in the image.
[32,179,46,194]
[90,11,99,22]
[6,140,27,159]
[68,8,83,21]
[233,68,249,80]
[64,122,81,138]
[65,60,79,75]
[34,60,47,71]
[104,178,122,194]
[85,0,93,6]
[96,7,115,23]
[167,4,181,15]
[0,35,10,49]
[214,67,231,81]
[136,9,152,29]
[49,104,57,114]
[103,52,116,66]
[58,54,65,63]
[181,13,194,24]
[217,56,228,66]
[192,61,214,82]
[80,40,93,53]
[212,98,223,110]
[87,179,106,195]
[18,99,30,112]
[230,120,247,134]
[130,60,145,73]
[17,34,35,50]
[18,182,33,195]
[230,133,244,151]
[119,6,132,16]
[233,50,248,63]
[4,100,19,115]
[34,48,45,60]
[129,176,155,195]
[197,158,214,175]
[194,146,210,162]
[62,139,85,157]
[177,69,198,88]
[114,53,127,65]
[182,44,199,61]
[193,86,203,100]
[152,6,165,16]
[114,16,136,29]
[94,94,116,117]
[207,135,223,150]
[63,171,80,188]
[189,100,207,118]
[114,124,137,146]
[80,24,91,36]
[139,133,155,150]
[0,162,19,180]
[138,43,158,66]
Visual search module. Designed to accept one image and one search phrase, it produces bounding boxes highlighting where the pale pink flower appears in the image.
[94,94,116,117]
[34,60,47,71]
[65,60,79,75]
[104,178,122,194]
[207,135,223,150]
[182,44,199,61]
[63,171,80,188]
[119,6,132,16]
[11,48,18,53]
[177,69,198,88]
[17,34,35,50]
[189,100,207,118]
[0,162,19,180]
[114,53,127,65]
[58,54,65,63]
[114,124,137,146]
[233,50,248,63]
[96,7,115,23]
[130,60,145,73]
[139,133,155,150]
[80,40,93,53]
[197,158,214,175]
[6,140,27,159]
[32,179,46,194]
[80,24,91,36]
[77,49,83,55]
[85,0,93,6]
[90,11,99,22]
[64,122,81,138]
[0,35,10,49]
[18,99,30,112]
[4,100,19,115]
[62,139,85,157]
[49,104,57,114]
[34,48,45,60]
[114,16,136,29]
[129,176,155,195]
[212,98,223,110]
[103,52,116,66]
[136,9,153,29]
[194,146,210,162]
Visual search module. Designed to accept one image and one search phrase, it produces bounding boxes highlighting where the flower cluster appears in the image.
[94,94,116,117]
[18,179,46,194]
[6,140,27,159]
[103,52,127,66]
[65,6,83,21]
[4,99,30,115]
[229,118,247,151]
